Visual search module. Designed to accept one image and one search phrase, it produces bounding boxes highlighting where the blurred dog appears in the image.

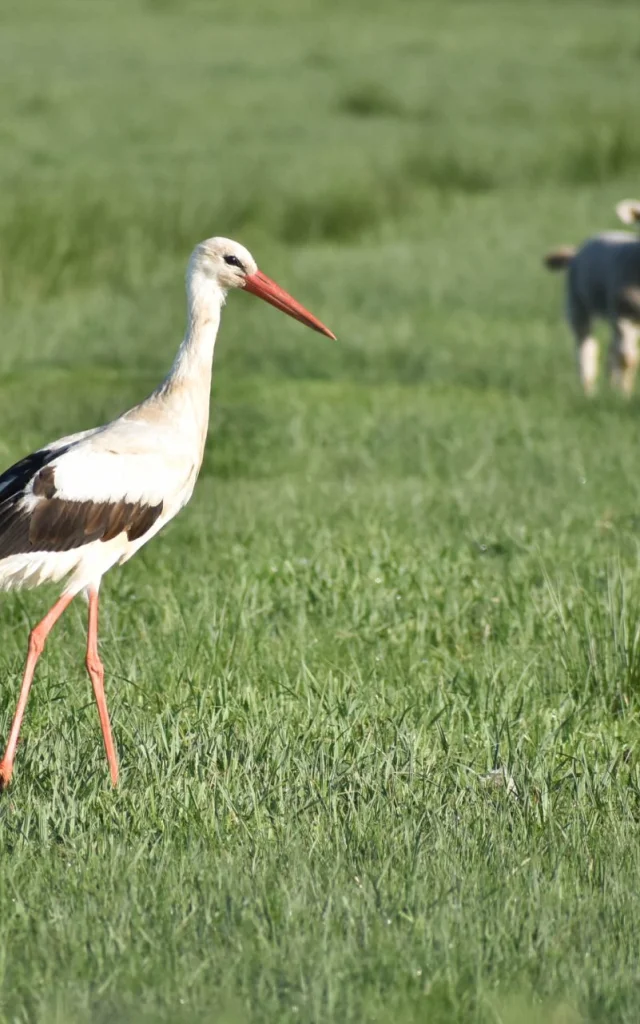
[544,200,640,395]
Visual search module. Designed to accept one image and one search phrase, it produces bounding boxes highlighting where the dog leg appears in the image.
[609,321,639,396]
[577,336,599,396]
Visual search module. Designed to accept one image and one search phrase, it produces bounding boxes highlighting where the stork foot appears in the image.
[0,760,13,792]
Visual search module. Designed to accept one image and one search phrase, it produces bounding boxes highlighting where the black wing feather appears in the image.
[0,446,70,504]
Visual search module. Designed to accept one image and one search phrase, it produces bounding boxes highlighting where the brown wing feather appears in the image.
[27,497,163,552]
[0,454,163,559]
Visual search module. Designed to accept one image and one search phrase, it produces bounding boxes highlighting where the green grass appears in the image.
[1,0,640,1021]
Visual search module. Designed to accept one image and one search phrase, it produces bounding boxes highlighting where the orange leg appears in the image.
[0,592,75,789]
[85,588,118,787]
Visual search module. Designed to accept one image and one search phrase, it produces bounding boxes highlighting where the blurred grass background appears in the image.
[1,1,640,1022]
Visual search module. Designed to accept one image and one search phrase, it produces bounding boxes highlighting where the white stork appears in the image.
[0,237,335,790]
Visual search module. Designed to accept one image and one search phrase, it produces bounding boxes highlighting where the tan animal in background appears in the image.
[544,199,640,396]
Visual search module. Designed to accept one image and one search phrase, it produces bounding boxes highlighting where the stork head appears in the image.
[188,237,336,339]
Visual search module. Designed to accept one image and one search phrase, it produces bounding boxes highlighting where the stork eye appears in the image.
[223,254,245,271]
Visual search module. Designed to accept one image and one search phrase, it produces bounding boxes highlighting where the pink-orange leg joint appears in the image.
[85,589,119,787]
[0,592,74,789]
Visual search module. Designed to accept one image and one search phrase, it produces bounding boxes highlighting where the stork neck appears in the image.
[163,276,224,393]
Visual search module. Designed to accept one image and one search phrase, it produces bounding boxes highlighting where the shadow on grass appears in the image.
[0,153,493,299]
[338,82,409,119]
[558,123,640,184]
[404,148,498,194]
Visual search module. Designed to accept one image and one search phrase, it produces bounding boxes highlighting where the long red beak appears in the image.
[243,270,336,339]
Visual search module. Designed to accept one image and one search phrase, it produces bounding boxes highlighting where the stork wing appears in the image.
[0,421,193,557]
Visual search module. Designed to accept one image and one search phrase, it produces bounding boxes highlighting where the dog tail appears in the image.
[543,246,577,271]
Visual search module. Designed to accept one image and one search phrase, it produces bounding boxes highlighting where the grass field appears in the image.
[2,1,640,1021]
